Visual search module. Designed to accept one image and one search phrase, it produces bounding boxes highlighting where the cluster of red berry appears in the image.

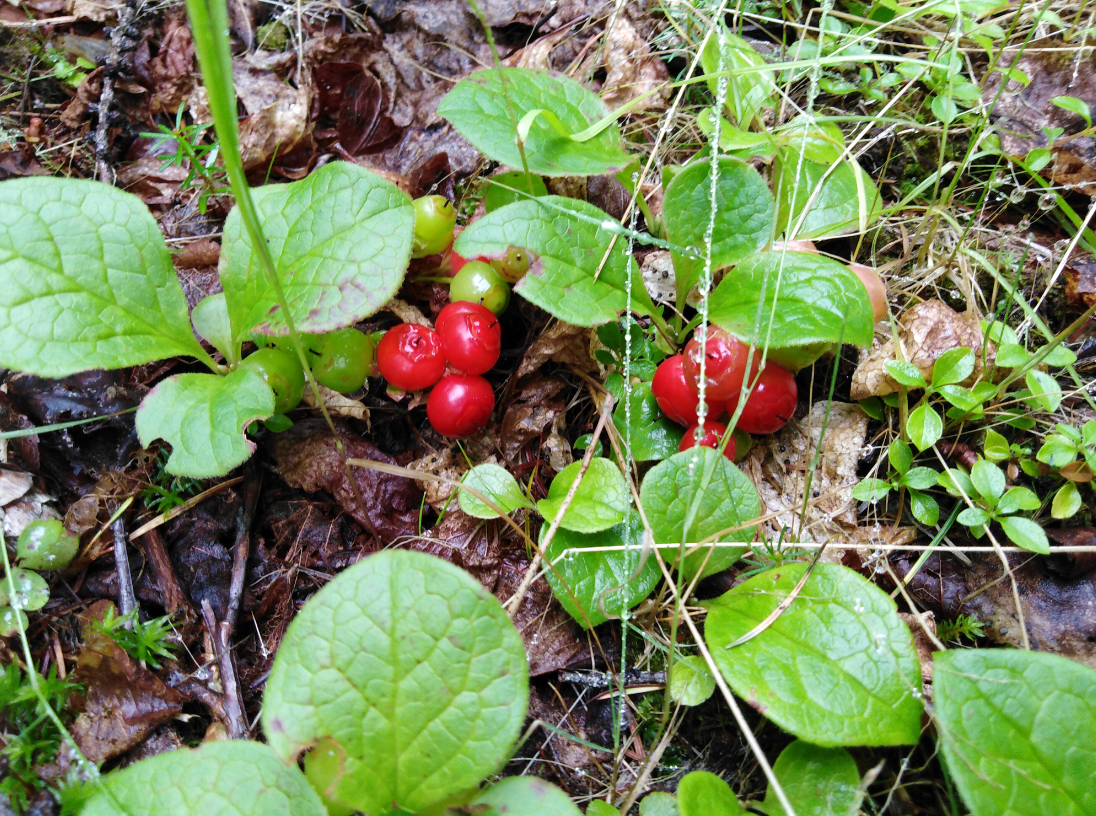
[652,328,798,459]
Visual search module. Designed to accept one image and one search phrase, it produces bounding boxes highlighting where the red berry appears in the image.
[683,329,752,403]
[436,302,501,375]
[376,323,446,391]
[738,363,797,434]
[427,374,495,438]
[679,422,736,460]
[652,355,725,426]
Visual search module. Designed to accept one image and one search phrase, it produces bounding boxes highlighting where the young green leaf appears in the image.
[262,550,529,815]
[900,467,939,490]
[888,439,913,476]
[997,486,1040,514]
[999,516,1050,554]
[1037,436,1079,468]
[613,383,684,463]
[852,478,892,502]
[0,177,205,377]
[438,68,632,177]
[908,489,940,526]
[220,162,414,344]
[1050,94,1093,126]
[957,507,991,528]
[454,197,655,327]
[696,109,777,159]
[80,740,326,816]
[762,740,861,816]
[994,343,1030,368]
[983,429,1011,462]
[1052,482,1082,519]
[458,464,534,519]
[191,293,238,364]
[1043,344,1078,367]
[884,361,927,389]
[1025,370,1063,412]
[773,154,882,239]
[934,649,1096,816]
[135,369,274,478]
[677,771,744,816]
[931,347,974,386]
[906,404,943,451]
[537,458,629,534]
[662,157,774,307]
[938,467,976,498]
[0,606,28,638]
[970,459,1006,504]
[700,27,777,129]
[587,802,621,816]
[0,568,49,611]
[705,563,923,746]
[640,448,759,581]
[639,793,680,816]
[540,509,659,629]
[708,251,874,370]
[473,777,582,816]
[668,655,716,707]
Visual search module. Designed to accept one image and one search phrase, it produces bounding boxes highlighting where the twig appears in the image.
[111,516,137,621]
[225,465,261,635]
[94,0,142,183]
[142,528,196,622]
[200,599,248,739]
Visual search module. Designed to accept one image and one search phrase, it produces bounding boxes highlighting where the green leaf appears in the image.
[612,383,684,463]
[704,563,923,746]
[852,478,891,502]
[0,177,204,377]
[696,109,777,159]
[438,68,632,177]
[957,507,991,528]
[459,464,534,519]
[0,606,28,638]
[1000,516,1050,554]
[662,157,774,306]
[937,384,980,413]
[1052,482,1083,519]
[677,771,744,816]
[639,793,680,816]
[483,171,549,213]
[774,154,882,239]
[762,740,861,816]
[938,467,976,498]
[984,429,1011,462]
[1025,370,1063,412]
[0,567,49,611]
[888,439,913,476]
[220,162,413,344]
[906,404,943,451]
[931,347,974,386]
[982,320,1019,345]
[1042,344,1078,367]
[997,486,1040,514]
[80,740,325,816]
[970,459,1006,503]
[455,197,654,327]
[191,293,238,364]
[934,649,1096,816]
[1037,438,1079,468]
[899,467,938,491]
[541,509,660,629]
[15,518,78,571]
[908,489,940,526]
[586,803,620,816]
[995,343,1030,368]
[708,252,874,370]
[537,458,629,533]
[135,369,274,478]
[884,361,927,389]
[262,550,529,815]
[640,449,759,581]
[1051,94,1093,126]
[700,27,777,129]
[668,655,716,707]
[474,777,581,816]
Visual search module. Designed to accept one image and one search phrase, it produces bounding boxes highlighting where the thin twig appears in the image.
[111,516,137,622]
[94,0,142,183]
[201,599,248,739]
[225,465,261,635]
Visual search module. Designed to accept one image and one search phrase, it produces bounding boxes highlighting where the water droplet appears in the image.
[1009,187,1027,204]
[1038,192,1057,210]
[853,598,865,614]
[1053,239,1070,254]
[1018,217,1031,230]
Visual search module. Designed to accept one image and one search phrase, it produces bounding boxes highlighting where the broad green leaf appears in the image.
[81,740,325,816]
[1052,482,1082,519]
[901,467,939,490]
[934,649,1096,816]
[662,158,774,306]
[0,177,204,377]
[639,793,679,816]
[677,771,744,816]
[885,361,926,389]
[0,568,49,611]
[700,27,777,129]
[776,118,847,165]
[668,655,716,706]
[541,509,660,629]
[1000,516,1049,554]
[997,486,1040,514]
[906,404,943,451]
[994,343,1030,368]
[1042,344,1078,366]
[474,777,581,816]
[851,478,891,502]
[957,507,991,527]
[640,449,759,581]
[1051,94,1092,125]
[888,439,912,475]
[1037,438,1078,467]
[1025,370,1063,412]
[191,293,238,364]
[938,468,976,498]
[705,563,923,746]
[971,459,1006,503]
[438,68,632,177]
[908,489,940,526]
[0,607,28,637]
[762,740,861,816]
[135,369,274,478]
[459,464,534,519]
[983,429,1010,462]
[483,171,548,213]
[586,802,620,816]
[938,384,980,414]
[982,320,1019,345]
[931,347,974,386]
[537,458,629,533]
[613,383,683,463]
[774,154,882,239]
[262,550,529,815]
[220,162,413,344]
[15,518,78,571]
[455,197,655,327]
[708,252,874,370]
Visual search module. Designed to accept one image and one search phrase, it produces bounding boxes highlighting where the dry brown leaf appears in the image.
[143,11,195,114]
[382,297,431,326]
[406,447,468,511]
[0,470,33,507]
[517,321,597,378]
[1065,251,1096,308]
[600,18,670,113]
[302,385,370,423]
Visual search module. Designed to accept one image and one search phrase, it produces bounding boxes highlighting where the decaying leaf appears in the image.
[500,378,568,466]
[851,299,991,400]
[406,447,467,511]
[600,18,670,113]
[301,385,370,423]
[1065,251,1096,308]
[517,321,597,378]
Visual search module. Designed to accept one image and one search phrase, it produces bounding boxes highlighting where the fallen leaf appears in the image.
[406,448,467,511]
[1065,251,1096,308]
[517,321,597,378]
[600,17,670,113]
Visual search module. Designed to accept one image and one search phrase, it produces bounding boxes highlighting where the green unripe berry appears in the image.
[412,195,457,258]
[450,260,510,315]
[239,348,305,414]
[490,245,531,283]
[312,328,374,394]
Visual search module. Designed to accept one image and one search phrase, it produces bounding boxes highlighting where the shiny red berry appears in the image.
[679,421,736,460]
[738,363,797,434]
[427,374,495,438]
[651,355,725,426]
[683,328,752,403]
[376,323,446,391]
[436,302,501,375]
